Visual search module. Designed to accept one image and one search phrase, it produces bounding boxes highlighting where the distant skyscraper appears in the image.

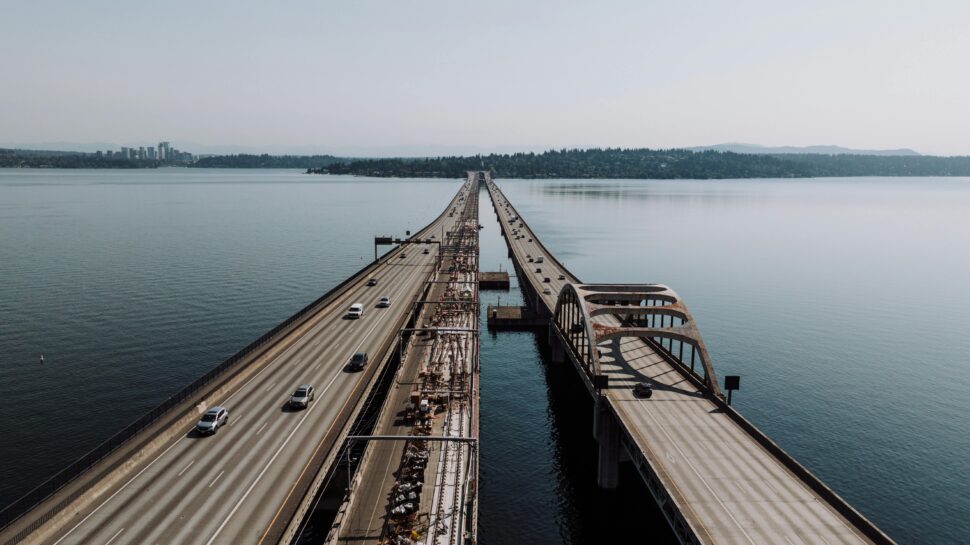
[158,141,170,161]
[138,147,146,160]
[147,146,155,160]
[120,146,130,159]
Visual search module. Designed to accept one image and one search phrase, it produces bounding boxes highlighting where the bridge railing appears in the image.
[484,180,582,286]
[0,182,467,543]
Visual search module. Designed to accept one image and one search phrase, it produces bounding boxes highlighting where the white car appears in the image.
[196,407,229,435]
[377,296,391,308]
[347,303,364,319]
[289,384,315,409]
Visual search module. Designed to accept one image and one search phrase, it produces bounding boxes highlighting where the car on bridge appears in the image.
[289,384,315,409]
[346,352,368,372]
[367,278,379,286]
[196,406,229,435]
[633,382,654,399]
[377,296,391,308]
[348,303,364,319]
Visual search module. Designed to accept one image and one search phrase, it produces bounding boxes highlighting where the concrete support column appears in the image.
[593,394,620,489]
[549,327,565,363]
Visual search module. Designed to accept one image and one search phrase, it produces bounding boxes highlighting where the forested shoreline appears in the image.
[311,148,970,179]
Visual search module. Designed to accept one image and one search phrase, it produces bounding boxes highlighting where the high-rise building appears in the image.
[120,147,130,159]
[138,147,146,160]
[147,146,156,160]
[158,141,171,161]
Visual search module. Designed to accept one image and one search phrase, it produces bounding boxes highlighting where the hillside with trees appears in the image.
[0,148,150,168]
[190,154,343,169]
[311,148,970,179]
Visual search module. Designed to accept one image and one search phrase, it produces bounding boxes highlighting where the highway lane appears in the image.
[335,252,461,544]
[41,180,474,545]
[485,180,878,545]
[606,341,871,545]
[334,182,480,545]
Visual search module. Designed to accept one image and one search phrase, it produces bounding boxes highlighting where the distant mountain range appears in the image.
[688,143,921,156]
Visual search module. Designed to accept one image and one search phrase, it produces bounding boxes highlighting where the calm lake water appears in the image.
[1,170,968,544]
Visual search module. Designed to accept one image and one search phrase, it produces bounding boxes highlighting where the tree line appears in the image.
[189,154,342,169]
[311,148,970,179]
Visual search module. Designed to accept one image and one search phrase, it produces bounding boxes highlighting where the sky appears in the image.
[2,0,969,156]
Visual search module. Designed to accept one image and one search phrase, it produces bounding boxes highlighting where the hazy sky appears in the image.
[3,1,969,156]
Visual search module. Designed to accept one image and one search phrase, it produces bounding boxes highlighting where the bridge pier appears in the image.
[593,394,620,489]
[549,326,565,363]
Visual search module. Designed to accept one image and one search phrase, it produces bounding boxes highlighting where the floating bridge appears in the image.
[484,174,897,545]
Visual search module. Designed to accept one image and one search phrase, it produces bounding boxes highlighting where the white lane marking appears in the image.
[52,199,454,545]
[52,435,187,545]
[204,299,398,545]
[256,421,269,435]
[230,414,242,427]
[637,400,757,545]
[51,286,358,543]
[177,460,195,477]
[264,382,276,392]
[208,470,225,488]
[204,366,344,545]
[104,528,124,545]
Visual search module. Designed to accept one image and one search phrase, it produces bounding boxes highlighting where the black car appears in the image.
[347,352,368,372]
[367,278,378,286]
[633,382,653,399]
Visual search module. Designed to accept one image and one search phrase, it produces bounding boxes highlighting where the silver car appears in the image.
[289,384,315,409]
[196,406,229,435]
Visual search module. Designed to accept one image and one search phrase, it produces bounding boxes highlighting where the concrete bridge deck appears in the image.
[2,181,474,545]
[484,176,896,545]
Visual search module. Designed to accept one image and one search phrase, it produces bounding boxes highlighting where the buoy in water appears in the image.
[39,354,44,364]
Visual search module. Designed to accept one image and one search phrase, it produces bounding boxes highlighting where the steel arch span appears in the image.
[553,283,722,397]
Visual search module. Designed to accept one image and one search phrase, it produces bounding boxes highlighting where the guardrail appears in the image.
[0,182,466,543]
[485,180,581,286]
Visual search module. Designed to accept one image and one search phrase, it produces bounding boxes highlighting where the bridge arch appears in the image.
[553,283,722,397]
[553,283,602,378]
